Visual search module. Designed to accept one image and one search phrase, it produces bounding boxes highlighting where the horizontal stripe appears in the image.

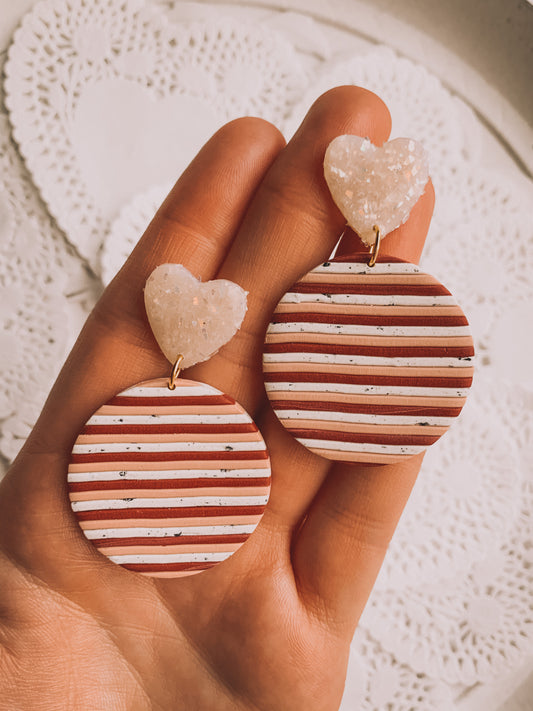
[263,352,474,367]
[301,272,437,285]
[82,423,258,435]
[269,391,466,408]
[290,283,450,296]
[263,362,475,378]
[277,409,455,426]
[281,293,457,306]
[265,381,468,397]
[85,524,256,539]
[120,384,220,397]
[77,506,266,521]
[69,477,271,491]
[282,418,448,436]
[267,322,470,337]
[122,561,218,573]
[108,395,235,407]
[70,451,269,464]
[99,542,243,555]
[271,312,468,327]
[68,468,270,482]
[68,459,269,473]
[70,486,270,501]
[109,552,232,564]
[76,432,261,444]
[141,569,205,577]
[90,412,251,423]
[271,400,461,417]
[72,495,269,512]
[290,428,439,446]
[274,302,465,316]
[297,438,425,455]
[80,514,263,529]
[72,440,267,454]
[265,332,473,347]
[263,370,473,388]
[265,343,474,358]
[312,260,421,274]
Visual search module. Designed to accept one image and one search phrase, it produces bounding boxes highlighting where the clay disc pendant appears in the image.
[68,378,271,577]
[263,254,474,465]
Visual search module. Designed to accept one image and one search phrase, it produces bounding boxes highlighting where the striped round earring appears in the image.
[263,135,474,465]
[68,264,270,577]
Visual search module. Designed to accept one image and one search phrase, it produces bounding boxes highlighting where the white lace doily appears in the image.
[5,0,306,271]
[361,460,533,687]
[2,1,533,706]
[0,114,90,461]
[341,627,453,711]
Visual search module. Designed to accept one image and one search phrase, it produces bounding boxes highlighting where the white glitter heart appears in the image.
[144,264,247,368]
[324,135,429,245]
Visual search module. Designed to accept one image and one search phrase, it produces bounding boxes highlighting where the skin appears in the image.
[0,86,435,711]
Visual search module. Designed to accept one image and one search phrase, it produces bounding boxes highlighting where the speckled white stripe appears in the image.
[109,552,232,564]
[263,353,474,367]
[311,262,421,275]
[72,495,270,512]
[276,410,456,427]
[72,440,266,454]
[84,524,256,539]
[68,468,270,482]
[281,293,456,306]
[87,413,251,425]
[298,438,426,455]
[267,322,471,337]
[265,382,469,397]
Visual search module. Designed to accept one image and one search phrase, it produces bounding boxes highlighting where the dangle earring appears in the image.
[263,135,474,465]
[67,264,271,577]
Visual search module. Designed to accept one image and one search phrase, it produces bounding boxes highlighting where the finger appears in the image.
[292,181,436,634]
[188,86,392,533]
[22,117,285,459]
[0,118,284,576]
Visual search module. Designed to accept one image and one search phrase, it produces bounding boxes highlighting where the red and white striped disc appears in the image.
[263,254,474,465]
[68,378,271,577]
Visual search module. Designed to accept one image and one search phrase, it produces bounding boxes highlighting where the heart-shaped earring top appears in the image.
[144,264,247,368]
[324,135,429,245]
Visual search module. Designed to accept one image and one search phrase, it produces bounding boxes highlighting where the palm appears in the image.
[0,87,433,710]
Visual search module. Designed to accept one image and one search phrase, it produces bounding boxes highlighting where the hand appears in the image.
[0,86,434,711]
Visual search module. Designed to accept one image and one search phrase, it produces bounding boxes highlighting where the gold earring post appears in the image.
[368,225,381,267]
[168,354,185,390]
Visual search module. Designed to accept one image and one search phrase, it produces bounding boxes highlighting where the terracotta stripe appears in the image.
[263,362,475,379]
[122,561,218,573]
[69,459,269,473]
[95,534,250,547]
[96,405,241,415]
[80,515,263,529]
[265,332,473,347]
[108,395,235,407]
[71,451,269,464]
[263,371,473,388]
[268,391,467,407]
[98,542,243,555]
[271,312,468,327]
[281,418,448,435]
[70,477,271,492]
[264,342,475,358]
[271,400,463,416]
[290,282,451,296]
[70,486,271,501]
[145,570,204,578]
[76,432,262,444]
[300,272,440,285]
[82,423,258,435]
[77,505,267,521]
[275,302,465,316]
[290,428,440,446]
